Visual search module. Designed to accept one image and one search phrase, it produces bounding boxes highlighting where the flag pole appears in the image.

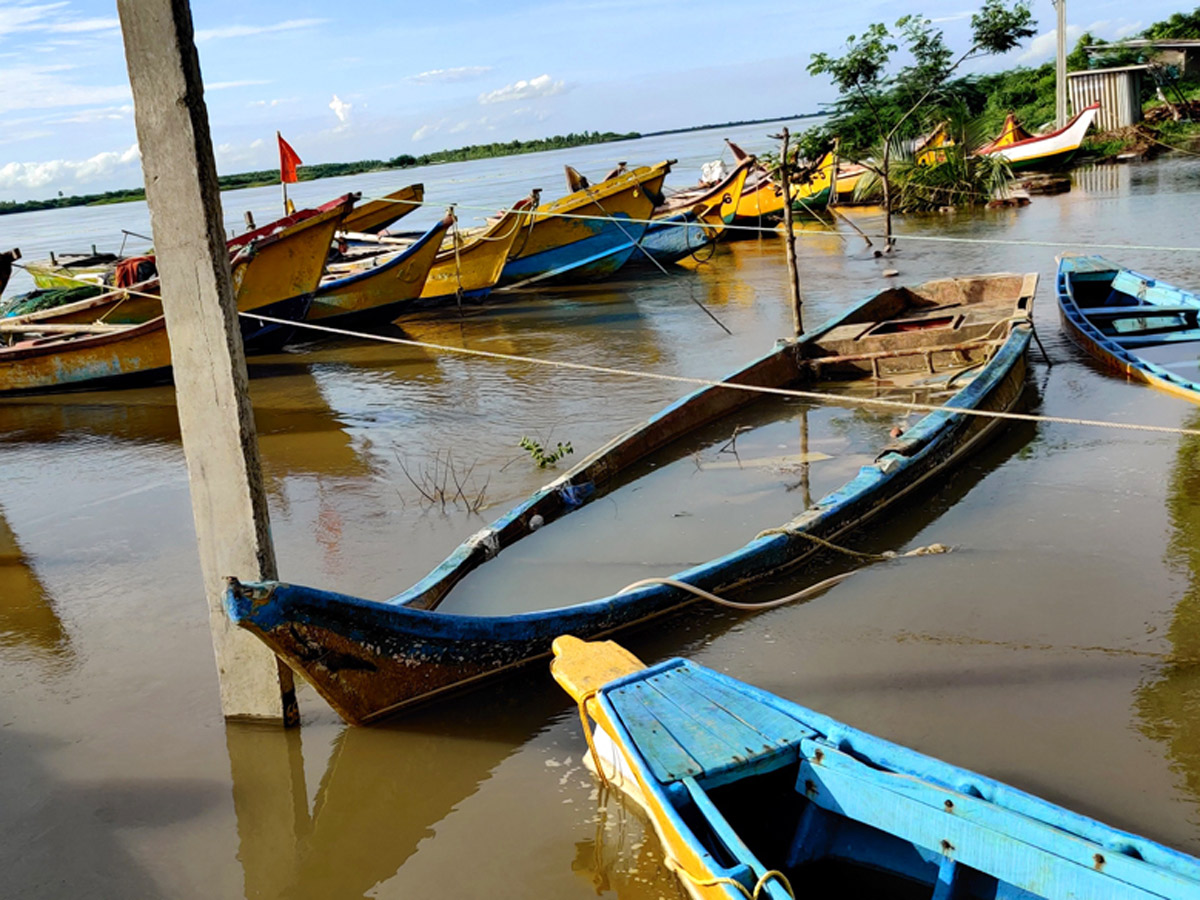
[277,131,288,214]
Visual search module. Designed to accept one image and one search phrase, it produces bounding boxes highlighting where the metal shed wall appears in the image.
[1067,68,1144,130]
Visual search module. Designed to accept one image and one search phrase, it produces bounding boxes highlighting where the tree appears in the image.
[808,0,1035,249]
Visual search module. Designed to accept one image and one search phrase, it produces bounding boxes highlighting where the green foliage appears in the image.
[969,0,1036,54]
[966,63,1057,137]
[852,105,1012,212]
[1144,7,1200,39]
[1067,32,1098,71]
[388,131,639,169]
[808,22,897,95]
[807,0,1038,161]
[519,436,574,469]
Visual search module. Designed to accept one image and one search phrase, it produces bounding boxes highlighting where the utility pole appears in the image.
[1055,0,1068,129]
[117,0,298,723]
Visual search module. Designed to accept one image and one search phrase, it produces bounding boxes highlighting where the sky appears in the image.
[0,0,1181,201]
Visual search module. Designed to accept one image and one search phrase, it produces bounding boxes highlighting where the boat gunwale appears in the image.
[230,273,1036,635]
[318,215,454,292]
[592,655,1200,893]
[1056,254,1200,396]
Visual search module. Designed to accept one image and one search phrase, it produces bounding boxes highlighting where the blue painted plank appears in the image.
[799,742,1200,900]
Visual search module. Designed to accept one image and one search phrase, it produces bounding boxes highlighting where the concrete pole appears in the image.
[116,0,298,724]
[1056,0,1068,129]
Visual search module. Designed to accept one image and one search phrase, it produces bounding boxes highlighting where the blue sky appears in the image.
[0,0,1180,200]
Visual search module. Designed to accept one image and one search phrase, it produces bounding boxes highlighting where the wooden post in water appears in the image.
[771,128,803,336]
[116,0,298,724]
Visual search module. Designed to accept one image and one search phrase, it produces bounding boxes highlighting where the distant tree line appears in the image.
[0,130,642,217]
[387,131,640,167]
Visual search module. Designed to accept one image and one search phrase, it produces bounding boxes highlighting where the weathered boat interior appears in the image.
[430,274,1032,615]
[1065,262,1200,381]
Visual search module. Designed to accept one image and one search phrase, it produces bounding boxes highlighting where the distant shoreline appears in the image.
[0,115,819,217]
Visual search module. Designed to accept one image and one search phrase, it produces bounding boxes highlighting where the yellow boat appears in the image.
[0,197,356,393]
[9,196,356,329]
[309,215,453,324]
[339,183,424,234]
[727,141,837,225]
[498,161,673,287]
[338,196,537,306]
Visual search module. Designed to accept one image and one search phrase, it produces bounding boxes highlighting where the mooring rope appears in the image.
[237,312,1200,438]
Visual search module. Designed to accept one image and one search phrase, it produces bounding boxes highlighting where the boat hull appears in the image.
[555,640,1200,900]
[497,163,670,287]
[228,275,1034,724]
[309,217,451,325]
[979,104,1099,171]
[1057,254,1200,402]
[339,184,423,234]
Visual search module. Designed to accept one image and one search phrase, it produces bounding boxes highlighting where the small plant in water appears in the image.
[520,436,573,468]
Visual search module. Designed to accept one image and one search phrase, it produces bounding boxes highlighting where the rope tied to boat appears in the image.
[664,857,796,899]
[753,529,952,561]
[613,539,949,612]
[576,688,610,790]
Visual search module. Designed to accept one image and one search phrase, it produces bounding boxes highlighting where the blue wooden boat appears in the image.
[226,272,1036,724]
[634,159,753,265]
[551,635,1200,900]
[496,162,672,288]
[1057,254,1200,402]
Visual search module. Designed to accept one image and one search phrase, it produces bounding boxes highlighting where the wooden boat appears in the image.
[726,141,836,227]
[978,103,1099,171]
[551,635,1200,900]
[338,184,423,235]
[226,272,1036,724]
[497,161,672,287]
[834,161,868,203]
[9,196,356,335]
[308,215,452,324]
[634,159,753,264]
[0,198,356,394]
[336,196,537,307]
[1057,254,1200,402]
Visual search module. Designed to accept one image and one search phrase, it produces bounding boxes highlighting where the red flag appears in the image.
[277,132,302,184]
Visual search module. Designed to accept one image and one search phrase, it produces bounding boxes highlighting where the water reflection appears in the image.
[225,681,562,900]
[0,502,67,661]
[1137,407,1200,811]
[571,789,682,899]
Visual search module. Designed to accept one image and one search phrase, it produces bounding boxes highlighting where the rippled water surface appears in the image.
[4,126,1200,898]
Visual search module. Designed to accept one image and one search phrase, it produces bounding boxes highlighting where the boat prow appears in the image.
[555,637,1200,900]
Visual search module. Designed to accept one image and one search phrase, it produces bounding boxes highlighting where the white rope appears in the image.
[240,312,1200,438]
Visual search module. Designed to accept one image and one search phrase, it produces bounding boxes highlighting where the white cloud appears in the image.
[1016,25,1084,64]
[408,66,493,84]
[0,4,119,38]
[412,119,450,141]
[194,19,327,41]
[249,97,296,108]
[0,142,140,190]
[0,63,129,114]
[479,73,566,104]
[329,94,352,123]
[51,103,133,124]
[207,79,271,90]
[43,16,118,33]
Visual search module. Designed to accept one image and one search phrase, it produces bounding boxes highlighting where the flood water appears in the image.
[4,123,1200,897]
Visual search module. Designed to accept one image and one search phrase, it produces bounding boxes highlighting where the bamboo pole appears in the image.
[771,128,803,336]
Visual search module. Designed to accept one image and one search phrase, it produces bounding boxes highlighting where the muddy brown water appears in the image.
[4,131,1200,897]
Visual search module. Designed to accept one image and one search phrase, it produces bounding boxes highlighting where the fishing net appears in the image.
[0,285,105,318]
